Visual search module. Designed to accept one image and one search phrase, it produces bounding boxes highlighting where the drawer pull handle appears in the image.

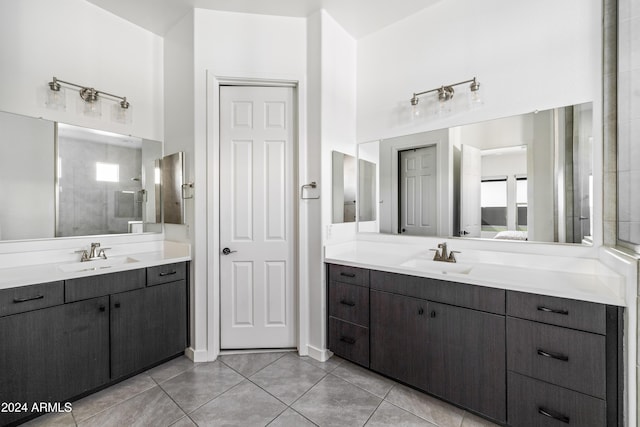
[13,295,44,303]
[537,306,569,315]
[159,270,178,277]
[339,272,356,278]
[537,349,569,362]
[538,407,570,424]
[340,336,356,345]
[340,300,356,307]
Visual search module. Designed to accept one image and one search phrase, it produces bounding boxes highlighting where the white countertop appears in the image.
[324,240,626,306]
[0,241,191,290]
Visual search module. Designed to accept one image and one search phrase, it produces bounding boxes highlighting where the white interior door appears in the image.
[399,146,437,236]
[219,86,296,349]
[460,144,482,237]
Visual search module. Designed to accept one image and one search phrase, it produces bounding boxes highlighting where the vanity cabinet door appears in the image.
[370,290,429,388]
[426,302,506,423]
[0,297,109,426]
[110,280,187,379]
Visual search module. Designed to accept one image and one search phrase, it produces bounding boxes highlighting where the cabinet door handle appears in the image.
[537,348,569,362]
[339,272,356,278]
[340,336,356,345]
[99,305,106,312]
[538,407,570,424]
[159,270,177,277]
[430,310,437,318]
[114,302,121,308]
[339,300,356,307]
[418,308,424,315]
[537,306,569,315]
[13,295,44,303]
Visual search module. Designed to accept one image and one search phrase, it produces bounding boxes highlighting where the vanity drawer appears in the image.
[508,372,606,427]
[507,291,606,334]
[370,270,505,314]
[147,262,187,286]
[328,317,369,367]
[328,264,369,287]
[65,269,145,302]
[507,317,606,398]
[0,281,64,317]
[329,281,369,327]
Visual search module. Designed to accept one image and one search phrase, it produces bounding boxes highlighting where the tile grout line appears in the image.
[217,353,324,426]
[71,374,158,425]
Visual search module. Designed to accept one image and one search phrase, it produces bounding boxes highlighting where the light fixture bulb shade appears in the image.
[45,85,66,110]
[80,97,102,117]
[468,83,483,108]
[111,103,132,124]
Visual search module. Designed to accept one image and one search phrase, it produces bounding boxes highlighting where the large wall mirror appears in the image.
[0,110,162,241]
[357,102,593,245]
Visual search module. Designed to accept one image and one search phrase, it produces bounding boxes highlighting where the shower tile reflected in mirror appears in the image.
[56,123,162,237]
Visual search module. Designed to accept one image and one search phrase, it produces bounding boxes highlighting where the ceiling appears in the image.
[86,0,442,39]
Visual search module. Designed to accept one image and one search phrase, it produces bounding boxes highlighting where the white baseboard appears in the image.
[184,347,211,363]
[306,344,333,362]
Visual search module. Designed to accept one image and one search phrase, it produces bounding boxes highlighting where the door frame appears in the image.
[206,72,307,361]
[388,141,442,235]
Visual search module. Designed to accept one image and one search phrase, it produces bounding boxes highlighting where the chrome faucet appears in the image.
[89,242,100,259]
[77,242,110,262]
[431,242,460,263]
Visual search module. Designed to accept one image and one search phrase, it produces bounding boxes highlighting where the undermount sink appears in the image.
[399,258,473,275]
[57,256,139,273]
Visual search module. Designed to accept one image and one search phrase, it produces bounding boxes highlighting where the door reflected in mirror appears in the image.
[357,102,593,245]
[358,159,377,222]
[332,151,357,223]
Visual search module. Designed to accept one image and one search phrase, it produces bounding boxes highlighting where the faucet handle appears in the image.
[97,248,111,259]
[430,248,442,261]
[448,250,461,263]
[74,249,90,262]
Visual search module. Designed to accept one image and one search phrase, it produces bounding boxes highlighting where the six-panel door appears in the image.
[219,85,296,349]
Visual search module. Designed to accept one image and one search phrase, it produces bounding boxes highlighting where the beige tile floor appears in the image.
[23,352,500,427]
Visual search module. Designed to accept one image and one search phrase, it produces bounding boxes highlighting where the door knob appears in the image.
[222,248,237,255]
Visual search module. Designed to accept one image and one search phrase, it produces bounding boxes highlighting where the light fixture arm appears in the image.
[49,76,130,109]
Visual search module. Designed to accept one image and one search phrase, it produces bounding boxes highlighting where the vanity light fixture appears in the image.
[47,76,131,123]
[410,77,481,117]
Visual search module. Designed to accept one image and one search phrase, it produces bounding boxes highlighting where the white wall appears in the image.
[163,9,200,356]
[0,0,164,141]
[322,9,359,239]
[315,11,358,356]
[356,0,601,143]
[0,113,54,240]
